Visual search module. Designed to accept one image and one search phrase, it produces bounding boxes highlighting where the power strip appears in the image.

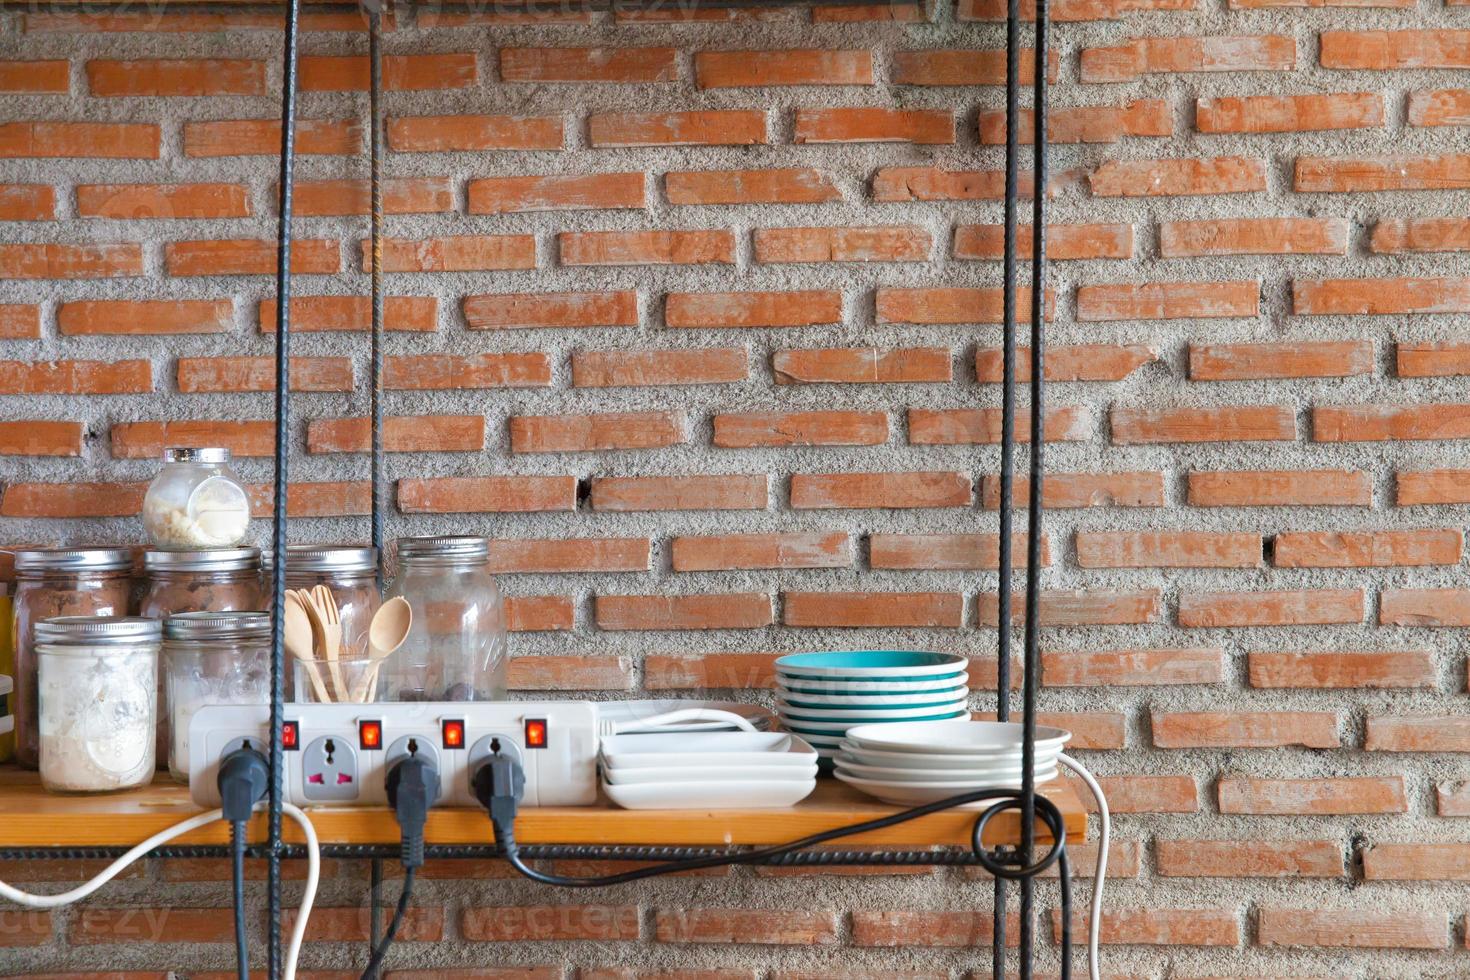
[187,701,599,808]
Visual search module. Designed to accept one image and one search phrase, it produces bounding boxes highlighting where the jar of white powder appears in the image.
[36,616,160,794]
[163,611,270,782]
[142,447,251,551]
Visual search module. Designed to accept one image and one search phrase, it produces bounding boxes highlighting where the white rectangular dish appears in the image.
[602,777,817,809]
[599,732,819,769]
[603,762,819,785]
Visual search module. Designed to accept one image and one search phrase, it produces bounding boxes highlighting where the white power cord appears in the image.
[0,800,320,980]
[1057,752,1109,980]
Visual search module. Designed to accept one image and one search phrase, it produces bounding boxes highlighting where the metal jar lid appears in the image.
[13,547,134,574]
[284,544,378,575]
[164,447,231,464]
[164,610,271,642]
[396,535,489,563]
[144,547,261,573]
[35,616,161,647]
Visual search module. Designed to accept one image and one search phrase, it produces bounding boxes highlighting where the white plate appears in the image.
[835,753,1058,783]
[845,720,1070,756]
[776,673,968,695]
[838,740,1061,770]
[602,778,817,810]
[834,768,1057,807]
[775,685,969,708]
[603,763,819,785]
[775,652,969,679]
[598,699,774,734]
[782,728,847,746]
[600,732,818,769]
[777,699,970,721]
[783,711,968,734]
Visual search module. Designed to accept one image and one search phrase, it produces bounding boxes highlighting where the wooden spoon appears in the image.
[352,596,412,703]
[284,591,332,703]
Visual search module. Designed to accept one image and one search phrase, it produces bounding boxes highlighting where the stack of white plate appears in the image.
[600,731,819,809]
[834,720,1071,807]
[773,652,971,767]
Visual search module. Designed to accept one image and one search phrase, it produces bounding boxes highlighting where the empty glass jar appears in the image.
[142,447,251,551]
[381,536,506,702]
[164,611,271,782]
[37,616,159,794]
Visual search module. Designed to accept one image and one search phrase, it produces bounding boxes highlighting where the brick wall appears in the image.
[1,0,1469,976]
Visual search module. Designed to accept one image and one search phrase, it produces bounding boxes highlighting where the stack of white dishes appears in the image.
[835,720,1071,807]
[600,731,819,809]
[597,699,774,734]
[773,652,970,768]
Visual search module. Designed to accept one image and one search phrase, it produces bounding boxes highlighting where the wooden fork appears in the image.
[312,585,347,701]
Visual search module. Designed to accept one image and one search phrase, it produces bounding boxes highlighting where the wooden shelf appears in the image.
[0,767,1085,850]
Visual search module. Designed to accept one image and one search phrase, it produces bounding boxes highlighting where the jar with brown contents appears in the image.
[11,548,134,769]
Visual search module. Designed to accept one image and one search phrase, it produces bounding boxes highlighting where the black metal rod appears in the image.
[369,5,386,588]
[368,856,384,978]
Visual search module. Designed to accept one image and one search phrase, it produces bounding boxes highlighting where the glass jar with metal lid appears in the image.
[142,447,251,551]
[164,611,271,782]
[11,548,134,769]
[283,545,380,660]
[36,616,159,794]
[382,535,506,702]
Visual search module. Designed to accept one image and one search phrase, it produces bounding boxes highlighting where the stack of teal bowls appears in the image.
[773,651,971,770]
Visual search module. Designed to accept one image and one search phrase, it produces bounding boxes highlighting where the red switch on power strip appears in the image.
[282,720,299,750]
[359,720,382,750]
[524,718,548,749]
[442,719,465,749]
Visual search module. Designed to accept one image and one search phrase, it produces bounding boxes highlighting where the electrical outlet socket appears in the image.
[385,734,441,797]
[467,732,523,795]
[301,735,359,802]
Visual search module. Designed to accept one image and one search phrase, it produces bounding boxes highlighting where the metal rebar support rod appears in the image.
[369,4,386,589]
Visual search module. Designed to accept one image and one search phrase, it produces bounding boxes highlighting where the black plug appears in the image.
[385,753,440,869]
[217,744,270,823]
[471,752,524,837]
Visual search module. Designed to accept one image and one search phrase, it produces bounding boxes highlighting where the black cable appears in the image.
[230,820,249,980]
[359,866,414,980]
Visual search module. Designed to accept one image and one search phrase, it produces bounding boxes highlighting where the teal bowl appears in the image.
[775,651,968,682]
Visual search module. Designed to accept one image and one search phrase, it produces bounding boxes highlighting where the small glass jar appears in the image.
[164,611,270,782]
[11,548,134,769]
[142,447,251,551]
[382,536,506,702]
[285,545,380,660]
[37,616,159,794]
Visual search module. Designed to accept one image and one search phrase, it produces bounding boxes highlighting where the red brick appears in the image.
[1320,29,1470,70]
[1373,217,1470,253]
[58,299,232,336]
[0,60,67,93]
[1090,156,1266,196]
[794,107,953,144]
[871,166,1033,201]
[365,235,535,273]
[1258,909,1445,949]
[960,0,1125,19]
[507,596,575,633]
[666,168,839,205]
[1234,0,1409,6]
[0,420,81,456]
[978,100,1170,144]
[1397,469,1470,504]
[595,593,772,631]
[1076,531,1261,568]
[2,481,147,517]
[954,222,1133,260]
[588,110,766,147]
[294,177,453,216]
[790,471,970,509]
[1249,650,1436,689]
[0,183,56,220]
[1161,217,1349,257]
[301,53,476,90]
[644,653,784,690]
[756,226,931,263]
[0,359,151,395]
[511,412,684,453]
[1218,776,1406,814]
[784,591,963,628]
[165,239,340,276]
[469,173,645,213]
[503,47,675,83]
[1190,340,1371,380]
[891,47,1056,86]
[591,475,768,511]
[1314,403,1470,441]
[1052,907,1239,946]
[1196,92,1382,132]
[1043,648,1225,686]
[1408,88,1470,127]
[1077,280,1258,321]
[460,905,637,941]
[666,290,841,328]
[111,420,273,459]
[1380,588,1470,627]
[1156,839,1343,877]
[386,114,562,151]
[1113,405,1293,443]
[851,910,1018,947]
[816,1,927,19]
[560,230,733,266]
[981,471,1166,508]
[70,908,237,944]
[775,346,949,384]
[1437,783,1470,815]
[673,533,851,572]
[1366,715,1470,752]
[1187,469,1371,506]
[286,906,442,943]
[259,296,437,333]
[183,118,361,157]
[869,533,1048,570]
[1082,35,1295,82]
[306,415,485,454]
[879,286,1049,325]
[0,121,158,159]
[1087,775,1199,813]
[486,539,650,575]
[463,291,637,330]
[909,406,1090,444]
[1296,154,1470,192]
[509,656,634,692]
[1398,342,1470,377]
[980,589,1162,626]
[1363,843,1470,880]
[1180,589,1363,627]
[76,183,248,219]
[87,59,264,96]
[1275,529,1462,567]
[0,243,142,279]
[1296,276,1470,315]
[27,8,388,29]
[655,909,837,945]
[572,348,745,387]
[418,7,591,23]
[1153,711,1339,748]
[396,476,576,514]
[696,49,870,88]
[713,410,887,448]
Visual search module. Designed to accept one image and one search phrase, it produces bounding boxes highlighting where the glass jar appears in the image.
[37,616,159,794]
[142,447,251,551]
[141,548,264,764]
[11,548,134,769]
[164,611,270,782]
[285,545,380,660]
[382,536,506,702]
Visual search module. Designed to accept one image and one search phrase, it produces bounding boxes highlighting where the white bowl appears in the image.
[603,777,816,810]
[604,763,819,785]
[782,710,969,733]
[838,739,1062,770]
[845,720,1071,756]
[777,699,971,721]
[776,673,969,695]
[775,685,969,708]
[833,768,1057,807]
